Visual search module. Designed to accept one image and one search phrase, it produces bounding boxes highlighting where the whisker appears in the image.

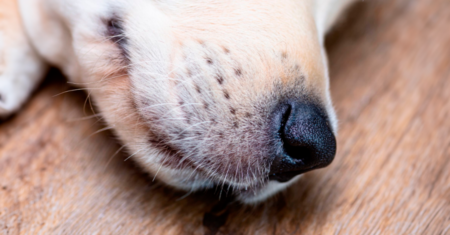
[104,145,127,171]
[124,148,145,161]
[152,164,163,182]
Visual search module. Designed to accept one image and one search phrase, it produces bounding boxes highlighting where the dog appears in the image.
[0,0,355,204]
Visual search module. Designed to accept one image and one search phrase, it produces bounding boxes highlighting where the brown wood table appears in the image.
[1,0,449,234]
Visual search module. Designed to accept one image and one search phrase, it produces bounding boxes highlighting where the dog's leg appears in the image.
[0,0,47,118]
[314,0,357,41]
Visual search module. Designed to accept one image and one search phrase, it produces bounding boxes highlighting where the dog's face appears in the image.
[49,0,337,203]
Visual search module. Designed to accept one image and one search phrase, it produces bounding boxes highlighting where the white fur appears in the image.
[1,0,355,203]
[0,0,46,117]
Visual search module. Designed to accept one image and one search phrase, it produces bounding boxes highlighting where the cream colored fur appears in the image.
[0,0,355,203]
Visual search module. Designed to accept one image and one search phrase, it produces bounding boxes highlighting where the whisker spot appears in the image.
[233,122,239,128]
[216,75,225,85]
[223,90,231,99]
[195,84,202,94]
[234,68,242,77]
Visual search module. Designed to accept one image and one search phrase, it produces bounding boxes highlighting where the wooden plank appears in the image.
[1,0,449,234]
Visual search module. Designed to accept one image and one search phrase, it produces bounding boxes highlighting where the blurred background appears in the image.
[0,0,449,234]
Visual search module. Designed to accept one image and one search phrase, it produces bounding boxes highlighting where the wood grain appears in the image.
[1,0,449,234]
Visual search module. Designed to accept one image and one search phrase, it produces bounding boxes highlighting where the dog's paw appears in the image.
[0,49,47,119]
[0,79,22,119]
[0,63,45,119]
[0,1,47,120]
[0,54,47,119]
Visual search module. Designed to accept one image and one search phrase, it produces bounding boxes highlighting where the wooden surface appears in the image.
[1,0,450,234]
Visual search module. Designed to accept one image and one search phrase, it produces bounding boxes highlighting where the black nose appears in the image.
[269,102,336,182]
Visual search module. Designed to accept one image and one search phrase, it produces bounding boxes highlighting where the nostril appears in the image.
[283,144,313,163]
[279,103,317,163]
[279,104,292,131]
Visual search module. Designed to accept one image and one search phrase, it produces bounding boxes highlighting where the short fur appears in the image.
[0,0,355,203]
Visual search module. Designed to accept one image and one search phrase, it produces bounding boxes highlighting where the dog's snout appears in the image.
[269,102,336,182]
